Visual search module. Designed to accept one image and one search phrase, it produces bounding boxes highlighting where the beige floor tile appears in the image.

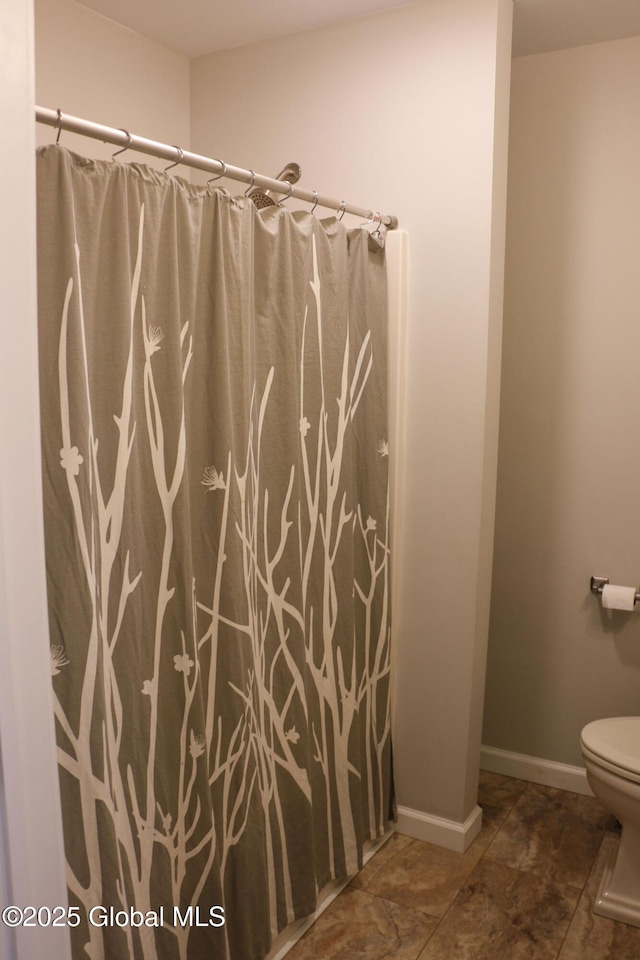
[351,832,416,890]
[484,783,609,888]
[362,828,489,919]
[417,859,580,960]
[558,831,640,960]
[285,886,438,960]
[478,770,529,813]
[281,777,639,960]
[479,773,529,844]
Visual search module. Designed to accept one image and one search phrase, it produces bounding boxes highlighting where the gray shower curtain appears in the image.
[37,144,392,960]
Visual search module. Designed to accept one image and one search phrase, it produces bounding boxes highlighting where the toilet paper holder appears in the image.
[590,576,640,605]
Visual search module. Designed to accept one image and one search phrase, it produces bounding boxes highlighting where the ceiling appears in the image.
[74,0,640,60]
[73,0,418,59]
[512,0,640,57]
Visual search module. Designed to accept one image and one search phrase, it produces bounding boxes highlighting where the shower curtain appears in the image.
[36,145,392,960]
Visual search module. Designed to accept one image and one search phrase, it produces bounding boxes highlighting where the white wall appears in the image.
[0,0,70,957]
[34,0,190,165]
[484,35,640,769]
[191,0,513,837]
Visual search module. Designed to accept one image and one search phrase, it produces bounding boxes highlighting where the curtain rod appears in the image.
[36,107,398,229]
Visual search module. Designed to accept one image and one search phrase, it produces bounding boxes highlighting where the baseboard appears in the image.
[481,744,594,797]
[395,803,483,853]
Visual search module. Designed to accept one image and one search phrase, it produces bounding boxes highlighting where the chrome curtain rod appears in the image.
[36,107,398,229]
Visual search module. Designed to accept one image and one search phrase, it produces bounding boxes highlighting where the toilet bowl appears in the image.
[581,717,640,927]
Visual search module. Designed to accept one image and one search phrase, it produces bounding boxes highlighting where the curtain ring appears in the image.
[337,200,346,221]
[244,170,256,195]
[359,210,375,227]
[207,160,227,185]
[164,146,184,174]
[373,211,383,236]
[112,130,133,161]
[55,108,63,145]
[310,191,319,215]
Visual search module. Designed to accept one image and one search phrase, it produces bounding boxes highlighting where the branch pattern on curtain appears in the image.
[37,145,392,960]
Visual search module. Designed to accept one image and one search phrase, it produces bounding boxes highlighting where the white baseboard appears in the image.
[395,803,483,853]
[481,744,594,797]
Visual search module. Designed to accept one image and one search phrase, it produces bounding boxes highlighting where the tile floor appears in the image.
[286,772,640,960]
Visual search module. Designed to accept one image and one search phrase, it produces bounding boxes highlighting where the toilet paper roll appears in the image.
[601,584,637,611]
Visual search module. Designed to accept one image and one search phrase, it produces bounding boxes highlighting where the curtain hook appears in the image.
[207,160,227,185]
[310,191,319,215]
[359,210,375,228]
[112,130,132,161]
[244,170,256,196]
[278,181,294,206]
[164,146,184,174]
[337,200,346,221]
[55,108,63,145]
[373,211,383,236]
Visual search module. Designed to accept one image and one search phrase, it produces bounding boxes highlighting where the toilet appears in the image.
[581,717,640,927]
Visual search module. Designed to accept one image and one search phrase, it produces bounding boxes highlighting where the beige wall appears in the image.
[484,35,640,768]
[34,0,190,166]
[191,0,513,830]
